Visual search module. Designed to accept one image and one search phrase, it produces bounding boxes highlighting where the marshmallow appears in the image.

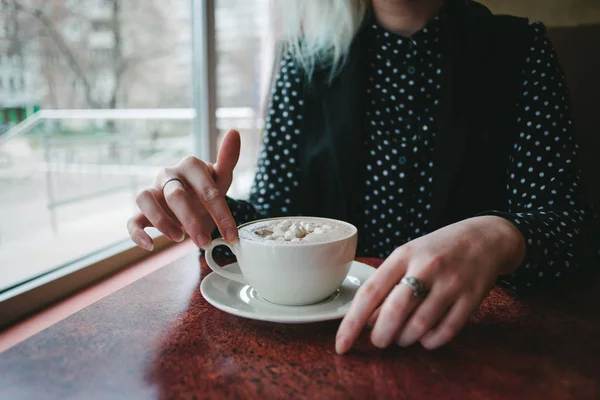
[292,226,306,237]
[272,226,286,238]
[278,220,292,229]
[257,220,339,242]
[285,226,306,240]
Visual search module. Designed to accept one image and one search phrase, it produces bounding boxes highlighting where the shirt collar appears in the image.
[366,7,448,54]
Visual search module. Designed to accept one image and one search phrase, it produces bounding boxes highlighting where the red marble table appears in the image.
[1,253,599,399]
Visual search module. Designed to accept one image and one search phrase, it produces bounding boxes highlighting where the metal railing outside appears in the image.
[0,108,262,235]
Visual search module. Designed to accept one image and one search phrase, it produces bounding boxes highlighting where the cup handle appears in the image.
[203,238,246,284]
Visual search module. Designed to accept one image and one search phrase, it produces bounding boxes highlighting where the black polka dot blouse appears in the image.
[224,13,587,290]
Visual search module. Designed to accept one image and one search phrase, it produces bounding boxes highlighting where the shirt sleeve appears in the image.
[223,50,305,227]
[483,22,588,290]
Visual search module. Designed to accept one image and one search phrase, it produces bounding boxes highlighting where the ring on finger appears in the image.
[399,276,428,299]
[162,177,186,193]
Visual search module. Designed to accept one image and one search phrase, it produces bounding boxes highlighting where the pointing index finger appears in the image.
[181,166,238,242]
[214,129,241,189]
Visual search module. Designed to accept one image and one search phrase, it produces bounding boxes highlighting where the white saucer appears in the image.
[200,261,376,324]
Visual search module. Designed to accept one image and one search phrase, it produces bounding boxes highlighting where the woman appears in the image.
[128,0,592,354]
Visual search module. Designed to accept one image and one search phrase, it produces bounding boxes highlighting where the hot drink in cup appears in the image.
[203,217,358,306]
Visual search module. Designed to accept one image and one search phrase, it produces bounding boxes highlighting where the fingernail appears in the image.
[371,333,389,349]
[140,238,154,251]
[225,229,237,242]
[169,229,185,242]
[335,337,349,355]
[421,331,434,342]
[419,332,437,350]
[196,233,211,247]
[397,331,417,348]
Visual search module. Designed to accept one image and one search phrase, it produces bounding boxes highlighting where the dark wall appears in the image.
[480,0,600,207]
[547,24,600,207]
[480,0,600,27]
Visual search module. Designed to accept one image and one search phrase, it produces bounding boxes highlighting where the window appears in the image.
[89,48,111,62]
[0,0,284,327]
[66,0,81,8]
[0,0,194,302]
[66,20,84,41]
[11,54,22,67]
[215,0,279,198]
[3,18,14,38]
[43,54,60,68]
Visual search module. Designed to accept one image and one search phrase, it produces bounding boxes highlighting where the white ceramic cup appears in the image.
[203,217,358,306]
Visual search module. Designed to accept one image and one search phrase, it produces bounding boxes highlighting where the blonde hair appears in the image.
[278,0,369,77]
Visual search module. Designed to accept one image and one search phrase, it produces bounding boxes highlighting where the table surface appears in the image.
[1,253,599,400]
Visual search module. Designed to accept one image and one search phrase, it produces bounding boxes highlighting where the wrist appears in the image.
[474,216,526,275]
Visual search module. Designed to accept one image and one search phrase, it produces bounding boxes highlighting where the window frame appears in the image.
[0,0,218,329]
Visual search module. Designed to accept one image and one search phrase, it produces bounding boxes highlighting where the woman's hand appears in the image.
[335,216,526,354]
[127,129,241,251]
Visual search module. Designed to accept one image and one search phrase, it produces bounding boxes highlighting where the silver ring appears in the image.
[162,177,185,192]
[399,276,427,298]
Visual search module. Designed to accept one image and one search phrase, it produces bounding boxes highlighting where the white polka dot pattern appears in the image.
[484,23,586,289]
[222,20,587,290]
[357,16,444,258]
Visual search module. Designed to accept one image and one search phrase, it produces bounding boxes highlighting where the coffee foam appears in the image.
[238,218,354,245]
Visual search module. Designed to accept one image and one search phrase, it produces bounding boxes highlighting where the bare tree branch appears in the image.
[3,0,179,110]
[8,0,101,108]
[108,0,123,109]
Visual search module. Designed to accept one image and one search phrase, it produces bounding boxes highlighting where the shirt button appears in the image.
[407,66,416,75]
[399,156,407,165]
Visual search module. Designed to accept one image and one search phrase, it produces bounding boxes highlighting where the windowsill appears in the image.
[0,190,147,293]
[0,232,191,332]
[0,238,197,352]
